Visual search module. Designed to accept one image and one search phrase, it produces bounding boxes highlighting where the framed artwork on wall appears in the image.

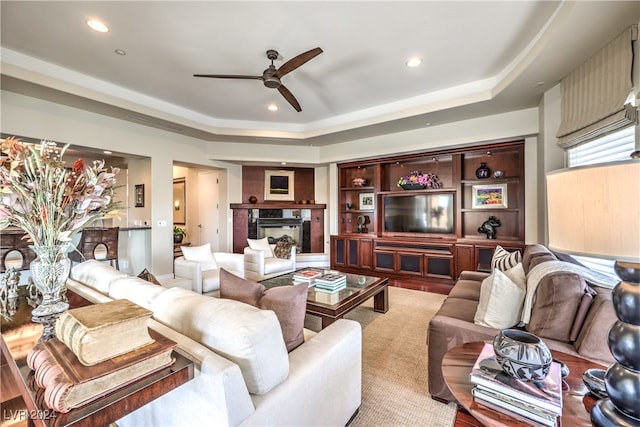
[264,170,295,201]
[359,192,375,210]
[472,184,508,208]
[134,184,145,208]
[173,178,186,224]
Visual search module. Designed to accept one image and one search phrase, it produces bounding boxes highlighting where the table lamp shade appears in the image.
[546,161,640,262]
[547,159,640,426]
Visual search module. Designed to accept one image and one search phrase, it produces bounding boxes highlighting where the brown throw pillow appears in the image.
[526,272,587,343]
[137,268,162,286]
[273,241,293,259]
[219,269,308,351]
[569,286,597,342]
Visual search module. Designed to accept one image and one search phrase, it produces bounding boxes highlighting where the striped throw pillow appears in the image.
[491,245,522,272]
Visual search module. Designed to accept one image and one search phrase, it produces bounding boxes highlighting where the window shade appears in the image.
[568,126,636,167]
[556,25,638,148]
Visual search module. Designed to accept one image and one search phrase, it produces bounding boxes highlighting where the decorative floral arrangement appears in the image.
[0,137,121,247]
[397,171,441,188]
[352,177,368,187]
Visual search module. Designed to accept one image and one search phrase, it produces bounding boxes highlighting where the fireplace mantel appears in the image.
[230,203,326,209]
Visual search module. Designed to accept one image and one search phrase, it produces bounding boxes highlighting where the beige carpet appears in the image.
[304,286,458,427]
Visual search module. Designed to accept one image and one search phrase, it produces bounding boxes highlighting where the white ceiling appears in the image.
[1,1,639,147]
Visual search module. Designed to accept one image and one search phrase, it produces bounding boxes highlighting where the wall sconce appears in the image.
[174,200,180,211]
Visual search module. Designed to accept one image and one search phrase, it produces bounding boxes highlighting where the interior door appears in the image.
[198,171,219,251]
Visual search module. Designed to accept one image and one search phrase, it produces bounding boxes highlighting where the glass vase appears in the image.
[29,243,71,340]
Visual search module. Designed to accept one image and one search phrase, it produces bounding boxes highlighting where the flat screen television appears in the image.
[383,192,455,235]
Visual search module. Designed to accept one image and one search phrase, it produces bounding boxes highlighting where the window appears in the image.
[567,126,635,167]
[565,125,636,278]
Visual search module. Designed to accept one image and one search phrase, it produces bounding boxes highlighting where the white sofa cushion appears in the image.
[247,238,274,258]
[182,243,217,271]
[109,276,167,309]
[264,257,293,275]
[70,260,128,294]
[151,287,289,395]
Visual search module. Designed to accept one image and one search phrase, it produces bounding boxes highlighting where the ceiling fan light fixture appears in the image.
[86,19,109,33]
[406,57,422,67]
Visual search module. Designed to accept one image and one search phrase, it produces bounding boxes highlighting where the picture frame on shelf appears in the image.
[264,170,295,201]
[359,192,375,210]
[134,184,145,208]
[472,184,508,208]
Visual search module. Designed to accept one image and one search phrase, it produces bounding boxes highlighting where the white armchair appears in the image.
[174,245,244,296]
[244,239,296,281]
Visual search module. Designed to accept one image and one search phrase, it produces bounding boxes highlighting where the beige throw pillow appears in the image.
[220,269,308,351]
[474,267,526,329]
[247,237,274,258]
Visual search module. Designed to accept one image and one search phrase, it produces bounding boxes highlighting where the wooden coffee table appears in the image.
[442,341,608,427]
[261,269,389,328]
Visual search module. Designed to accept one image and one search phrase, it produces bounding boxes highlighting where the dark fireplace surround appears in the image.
[231,166,326,254]
[250,210,309,252]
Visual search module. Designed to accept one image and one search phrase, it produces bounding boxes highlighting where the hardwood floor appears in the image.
[388,278,453,295]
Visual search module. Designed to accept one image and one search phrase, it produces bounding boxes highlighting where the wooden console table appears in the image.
[0,290,195,426]
[443,341,607,427]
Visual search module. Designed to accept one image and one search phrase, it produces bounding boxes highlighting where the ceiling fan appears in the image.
[194,47,323,112]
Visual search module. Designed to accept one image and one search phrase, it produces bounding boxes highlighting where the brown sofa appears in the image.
[427,244,617,402]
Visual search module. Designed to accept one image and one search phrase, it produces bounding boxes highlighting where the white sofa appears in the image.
[65,260,362,427]
[174,250,245,296]
[244,243,296,281]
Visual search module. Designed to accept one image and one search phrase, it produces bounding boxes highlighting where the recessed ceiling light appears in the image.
[87,19,109,33]
[103,150,113,155]
[114,49,126,56]
[281,162,287,165]
[406,57,422,67]
[268,104,278,111]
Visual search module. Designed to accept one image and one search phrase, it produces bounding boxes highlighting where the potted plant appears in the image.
[173,226,186,244]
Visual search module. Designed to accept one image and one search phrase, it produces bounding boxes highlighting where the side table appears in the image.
[1,289,195,426]
[442,341,607,427]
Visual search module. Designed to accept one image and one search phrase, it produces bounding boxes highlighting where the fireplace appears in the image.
[230,204,325,254]
[256,218,304,250]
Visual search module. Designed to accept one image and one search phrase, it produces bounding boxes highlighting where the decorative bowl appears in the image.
[583,368,607,399]
[493,329,553,381]
[352,177,368,187]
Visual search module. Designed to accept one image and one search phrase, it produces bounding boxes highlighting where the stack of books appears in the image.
[292,269,323,285]
[314,273,347,293]
[469,342,563,427]
[26,299,176,413]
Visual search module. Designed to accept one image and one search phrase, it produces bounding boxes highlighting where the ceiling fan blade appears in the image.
[193,74,263,80]
[278,85,302,112]
[274,47,323,79]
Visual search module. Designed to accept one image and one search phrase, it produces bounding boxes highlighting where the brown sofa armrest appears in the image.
[458,271,491,282]
[427,309,498,402]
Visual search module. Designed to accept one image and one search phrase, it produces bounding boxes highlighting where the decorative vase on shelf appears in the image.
[29,243,71,340]
[493,329,552,381]
[400,183,427,190]
[248,195,258,204]
[476,162,491,179]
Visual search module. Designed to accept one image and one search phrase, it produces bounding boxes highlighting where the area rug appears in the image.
[304,286,458,427]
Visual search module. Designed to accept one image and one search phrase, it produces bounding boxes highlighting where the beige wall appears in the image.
[2,89,552,274]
